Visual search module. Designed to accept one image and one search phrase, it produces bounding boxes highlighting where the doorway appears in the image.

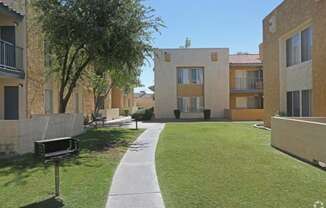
[4,86,19,120]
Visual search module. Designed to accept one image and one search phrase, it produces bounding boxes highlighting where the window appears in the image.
[302,90,312,116]
[236,96,262,109]
[286,26,313,67]
[177,68,203,84]
[177,96,203,112]
[287,92,293,116]
[286,33,300,67]
[292,91,300,116]
[177,69,189,84]
[44,40,52,68]
[236,97,247,109]
[301,27,312,62]
[287,90,312,117]
[44,89,53,114]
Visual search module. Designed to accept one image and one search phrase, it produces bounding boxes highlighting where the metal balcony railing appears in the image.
[0,39,23,72]
[233,77,263,91]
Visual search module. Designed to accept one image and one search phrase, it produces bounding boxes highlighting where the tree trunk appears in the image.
[58,98,68,114]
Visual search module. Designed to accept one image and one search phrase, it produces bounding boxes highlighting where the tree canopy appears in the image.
[34,0,163,113]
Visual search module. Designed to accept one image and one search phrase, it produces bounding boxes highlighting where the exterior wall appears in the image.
[177,84,203,97]
[135,96,154,109]
[229,109,264,121]
[0,78,26,119]
[154,48,230,119]
[230,93,263,109]
[278,22,313,114]
[229,65,262,90]
[229,64,264,121]
[111,87,135,114]
[0,113,84,156]
[99,108,120,120]
[263,0,326,127]
[312,1,326,117]
[22,2,96,118]
[272,117,326,164]
[111,87,123,108]
[0,0,27,119]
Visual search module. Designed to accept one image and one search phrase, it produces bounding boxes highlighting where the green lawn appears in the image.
[0,128,143,208]
[156,122,326,208]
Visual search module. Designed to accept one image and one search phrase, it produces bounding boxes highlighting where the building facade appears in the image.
[0,0,128,121]
[111,87,136,115]
[0,1,26,120]
[154,48,230,119]
[228,54,264,121]
[134,91,154,109]
[262,0,326,127]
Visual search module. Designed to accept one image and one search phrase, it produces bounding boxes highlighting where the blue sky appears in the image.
[135,0,283,93]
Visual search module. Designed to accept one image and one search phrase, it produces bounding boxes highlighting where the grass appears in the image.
[0,128,143,208]
[156,122,326,208]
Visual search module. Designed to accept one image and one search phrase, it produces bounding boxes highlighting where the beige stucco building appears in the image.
[134,91,154,109]
[0,0,132,121]
[0,0,97,120]
[262,0,326,127]
[154,48,230,119]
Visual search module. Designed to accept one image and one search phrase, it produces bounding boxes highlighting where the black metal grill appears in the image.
[35,137,79,160]
[34,137,80,197]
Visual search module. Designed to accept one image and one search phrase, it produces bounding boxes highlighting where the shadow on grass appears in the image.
[0,128,138,187]
[20,197,64,208]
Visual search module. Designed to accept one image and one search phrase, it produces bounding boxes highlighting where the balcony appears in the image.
[0,39,24,79]
[231,77,263,93]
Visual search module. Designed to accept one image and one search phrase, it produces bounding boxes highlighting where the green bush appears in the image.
[132,107,154,121]
[123,109,130,116]
[174,109,181,119]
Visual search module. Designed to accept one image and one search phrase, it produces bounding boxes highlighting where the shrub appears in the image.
[204,109,211,120]
[122,108,129,116]
[174,109,181,119]
[132,107,154,121]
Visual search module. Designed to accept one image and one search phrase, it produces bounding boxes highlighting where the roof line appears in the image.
[0,1,24,20]
[229,53,259,56]
[155,48,229,50]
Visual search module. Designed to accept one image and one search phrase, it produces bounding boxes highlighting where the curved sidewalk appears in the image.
[106,122,166,208]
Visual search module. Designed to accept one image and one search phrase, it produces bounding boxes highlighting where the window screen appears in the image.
[287,92,293,116]
[286,33,300,67]
[302,89,312,117]
[292,91,300,116]
[301,27,312,62]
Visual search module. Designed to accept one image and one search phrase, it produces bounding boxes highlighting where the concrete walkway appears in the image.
[106,122,166,208]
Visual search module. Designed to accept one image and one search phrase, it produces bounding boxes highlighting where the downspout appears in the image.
[24,0,29,119]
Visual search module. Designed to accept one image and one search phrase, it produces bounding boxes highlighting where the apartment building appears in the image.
[154,48,230,119]
[134,91,154,109]
[111,87,136,115]
[262,0,326,127]
[0,0,127,121]
[228,54,264,121]
[0,1,26,120]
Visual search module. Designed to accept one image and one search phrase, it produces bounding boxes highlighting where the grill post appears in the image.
[54,160,60,197]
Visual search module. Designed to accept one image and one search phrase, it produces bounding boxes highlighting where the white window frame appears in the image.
[177,68,203,85]
[177,96,203,113]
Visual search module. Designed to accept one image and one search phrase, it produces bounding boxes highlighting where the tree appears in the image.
[34,0,163,113]
[88,62,141,114]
